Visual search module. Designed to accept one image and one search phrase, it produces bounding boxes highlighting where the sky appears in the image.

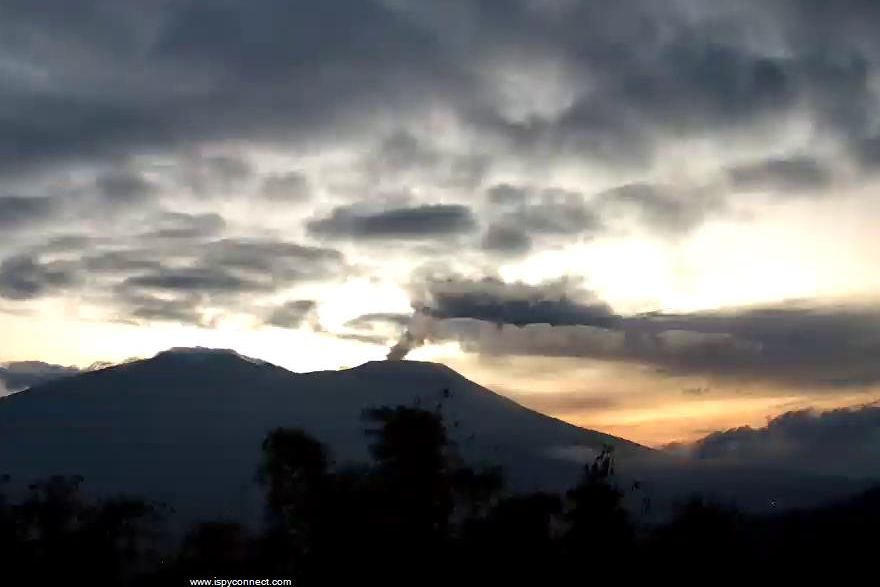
[2,0,880,446]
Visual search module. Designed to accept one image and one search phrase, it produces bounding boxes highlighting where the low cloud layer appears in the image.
[671,404,880,479]
[0,361,81,395]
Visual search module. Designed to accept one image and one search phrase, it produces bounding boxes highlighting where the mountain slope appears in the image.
[0,348,650,525]
[0,348,867,525]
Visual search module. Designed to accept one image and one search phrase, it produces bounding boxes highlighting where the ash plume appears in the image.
[385,311,434,360]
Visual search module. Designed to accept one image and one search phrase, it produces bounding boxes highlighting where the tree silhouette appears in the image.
[562,446,634,572]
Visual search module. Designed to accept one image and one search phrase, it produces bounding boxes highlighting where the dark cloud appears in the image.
[0,0,453,176]
[391,274,880,389]
[124,267,269,294]
[0,0,878,187]
[308,204,478,240]
[117,290,206,325]
[82,250,164,274]
[675,404,880,479]
[266,300,317,328]
[0,255,76,300]
[0,196,55,229]
[387,275,619,360]
[95,170,157,205]
[0,361,81,394]
[727,155,833,194]
[850,135,880,171]
[482,223,532,256]
[111,238,345,324]
[0,230,346,324]
[416,276,619,328]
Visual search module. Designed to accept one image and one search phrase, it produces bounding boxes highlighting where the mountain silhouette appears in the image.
[0,348,652,524]
[0,347,867,525]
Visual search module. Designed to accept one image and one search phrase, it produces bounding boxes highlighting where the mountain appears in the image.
[0,348,868,526]
[0,348,650,525]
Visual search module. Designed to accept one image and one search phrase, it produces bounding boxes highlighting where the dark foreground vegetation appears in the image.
[1,403,877,584]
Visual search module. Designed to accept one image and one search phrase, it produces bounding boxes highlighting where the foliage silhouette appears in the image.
[2,398,880,583]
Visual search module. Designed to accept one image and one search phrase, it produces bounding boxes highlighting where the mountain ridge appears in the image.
[0,347,867,525]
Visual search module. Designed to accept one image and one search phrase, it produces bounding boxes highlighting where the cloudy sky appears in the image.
[3,0,880,445]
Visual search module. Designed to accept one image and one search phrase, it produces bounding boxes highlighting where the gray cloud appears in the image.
[266,300,317,328]
[673,403,880,479]
[390,274,880,389]
[0,361,81,394]
[728,155,833,195]
[95,170,157,205]
[124,267,269,294]
[415,276,619,328]
[308,204,478,240]
[484,184,601,240]
[0,231,346,326]
[110,238,345,324]
[0,255,77,300]
[387,275,619,360]
[364,131,490,190]
[482,223,533,257]
[260,172,310,203]
[596,183,723,236]
[0,0,878,187]
[3,0,880,342]
[486,184,529,207]
[0,196,56,229]
[142,212,226,240]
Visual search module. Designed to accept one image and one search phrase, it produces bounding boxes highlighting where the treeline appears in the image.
[1,404,878,584]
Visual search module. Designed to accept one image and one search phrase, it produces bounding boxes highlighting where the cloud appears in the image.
[482,223,533,257]
[596,183,723,236]
[0,231,347,326]
[3,0,880,345]
[110,238,345,324]
[727,155,833,195]
[0,196,56,229]
[486,184,529,207]
[142,212,226,240]
[390,274,880,389]
[415,276,619,328]
[95,170,157,206]
[0,255,77,300]
[118,291,206,325]
[485,184,601,238]
[124,267,270,295]
[672,403,880,479]
[0,361,81,394]
[266,300,317,328]
[387,275,619,359]
[308,204,478,240]
[260,172,311,203]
